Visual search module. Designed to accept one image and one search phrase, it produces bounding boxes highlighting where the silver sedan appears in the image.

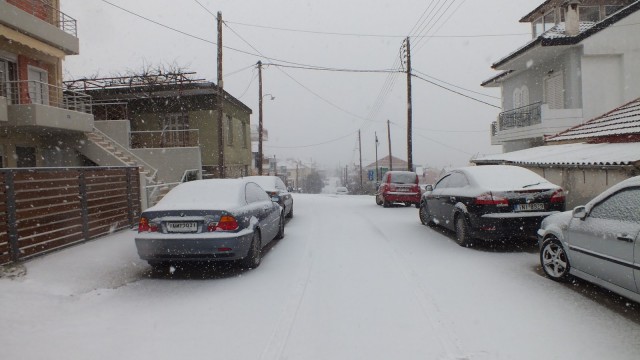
[135,179,284,269]
[537,176,640,303]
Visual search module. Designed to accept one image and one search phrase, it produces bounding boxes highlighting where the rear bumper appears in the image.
[135,231,254,262]
[382,192,421,204]
[468,212,555,240]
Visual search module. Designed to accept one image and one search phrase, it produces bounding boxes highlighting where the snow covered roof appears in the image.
[491,2,640,69]
[473,143,640,167]
[547,98,640,142]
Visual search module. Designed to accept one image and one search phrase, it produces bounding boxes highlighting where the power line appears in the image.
[265,131,358,149]
[411,73,501,108]
[267,63,402,74]
[223,20,529,39]
[412,68,500,99]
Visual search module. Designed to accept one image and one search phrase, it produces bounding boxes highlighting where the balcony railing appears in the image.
[130,130,200,149]
[2,80,92,113]
[7,0,77,36]
[497,102,542,131]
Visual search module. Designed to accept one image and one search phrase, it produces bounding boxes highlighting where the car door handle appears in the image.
[616,234,634,243]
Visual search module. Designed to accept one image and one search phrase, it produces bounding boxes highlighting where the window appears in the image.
[532,11,556,37]
[605,5,623,17]
[544,72,564,109]
[245,182,269,203]
[27,66,48,105]
[0,57,17,102]
[434,174,451,189]
[513,86,529,109]
[579,6,600,22]
[241,121,248,148]
[162,113,189,147]
[16,146,36,167]
[226,115,234,146]
[447,172,469,188]
[590,188,640,223]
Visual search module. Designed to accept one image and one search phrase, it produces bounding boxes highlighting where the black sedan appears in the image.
[419,165,565,247]
[135,179,284,269]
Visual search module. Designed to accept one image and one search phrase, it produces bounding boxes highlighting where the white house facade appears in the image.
[482,0,640,153]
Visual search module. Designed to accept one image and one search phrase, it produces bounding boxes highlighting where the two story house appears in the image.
[0,0,93,167]
[482,0,640,153]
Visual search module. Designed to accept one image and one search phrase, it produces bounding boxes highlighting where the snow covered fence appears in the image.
[0,167,141,265]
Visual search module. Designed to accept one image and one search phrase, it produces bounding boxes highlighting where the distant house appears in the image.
[482,0,640,153]
[364,155,410,182]
[473,97,640,208]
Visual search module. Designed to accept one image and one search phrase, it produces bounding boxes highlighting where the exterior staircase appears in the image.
[82,127,170,206]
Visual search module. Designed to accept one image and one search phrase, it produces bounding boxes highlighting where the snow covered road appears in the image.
[1,194,639,359]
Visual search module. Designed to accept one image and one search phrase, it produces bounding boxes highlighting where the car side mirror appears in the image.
[572,206,587,220]
[425,184,433,192]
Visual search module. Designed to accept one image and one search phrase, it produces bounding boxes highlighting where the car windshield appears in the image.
[4,1,640,359]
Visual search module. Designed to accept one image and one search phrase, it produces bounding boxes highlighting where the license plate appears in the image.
[166,222,198,233]
[515,203,545,212]
[397,188,410,192]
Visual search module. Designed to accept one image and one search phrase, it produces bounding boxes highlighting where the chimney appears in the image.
[565,0,581,36]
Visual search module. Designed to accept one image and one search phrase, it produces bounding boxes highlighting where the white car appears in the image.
[335,187,349,195]
[537,176,640,303]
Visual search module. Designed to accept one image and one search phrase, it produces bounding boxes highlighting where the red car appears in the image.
[375,171,421,208]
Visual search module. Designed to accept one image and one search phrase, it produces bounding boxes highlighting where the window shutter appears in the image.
[545,72,564,109]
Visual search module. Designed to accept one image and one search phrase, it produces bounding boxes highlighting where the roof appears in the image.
[472,142,640,167]
[492,1,640,69]
[364,155,409,170]
[548,98,640,142]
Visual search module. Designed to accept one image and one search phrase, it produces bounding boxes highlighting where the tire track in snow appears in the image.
[258,204,318,360]
[358,212,470,360]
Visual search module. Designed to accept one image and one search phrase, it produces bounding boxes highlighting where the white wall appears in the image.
[582,10,640,119]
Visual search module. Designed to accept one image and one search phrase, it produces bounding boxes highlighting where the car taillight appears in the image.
[550,189,565,203]
[475,192,509,206]
[138,217,157,232]
[215,215,239,231]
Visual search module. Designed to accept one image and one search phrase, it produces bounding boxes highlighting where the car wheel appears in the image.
[375,195,383,206]
[240,230,262,269]
[275,215,285,240]
[419,202,434,226]
[540,238,571,282]
[455,215,474,247]
[286,204,293,218]
[414,203,420,208]
[404,202,412,207]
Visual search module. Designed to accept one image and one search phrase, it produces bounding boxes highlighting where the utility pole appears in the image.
[358,130,363,191]
[216,11,225,178]
[257,60,263,175]
[375,132,379,182]
[387,119,393,170]
[405,36,413,172]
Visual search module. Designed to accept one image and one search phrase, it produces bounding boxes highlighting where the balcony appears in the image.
[0,0,79,55]
[491,102,584,145]
[2,80,93,132]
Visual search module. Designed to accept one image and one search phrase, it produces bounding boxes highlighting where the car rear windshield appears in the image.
[390,172,417,184]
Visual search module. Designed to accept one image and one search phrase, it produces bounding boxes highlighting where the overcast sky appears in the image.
[62,0,543,170]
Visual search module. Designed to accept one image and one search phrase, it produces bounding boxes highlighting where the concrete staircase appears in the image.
[81,128,170,206]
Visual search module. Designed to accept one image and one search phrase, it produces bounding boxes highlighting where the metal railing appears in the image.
[2,80,92,113]
[7,0,78,36]
[130,129,200,149]
[498,102,542,131]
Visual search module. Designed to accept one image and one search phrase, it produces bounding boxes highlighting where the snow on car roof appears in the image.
[148,179,247,211]
[459,165,556,190]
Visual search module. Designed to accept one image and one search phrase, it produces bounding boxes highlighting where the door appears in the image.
[427,174,451,228]
[439,172,470,231]
[567,187,640,292]
[27,67,48,105]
